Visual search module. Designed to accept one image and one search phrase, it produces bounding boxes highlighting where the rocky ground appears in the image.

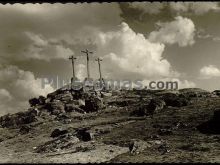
[0,87,220,163]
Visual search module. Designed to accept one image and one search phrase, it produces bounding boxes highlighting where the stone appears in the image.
[50,128,69,138]
[46,100,65,115]
[83,95,103,113]
[38,96,46,105]
[76,128,92,142]
[29,98,40,107]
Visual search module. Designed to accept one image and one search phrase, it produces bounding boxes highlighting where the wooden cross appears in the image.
[81,49,93,79]
[95,57,103,81]
[69,55,77,79]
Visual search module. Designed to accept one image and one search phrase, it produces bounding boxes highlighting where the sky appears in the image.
[1,2,220,115]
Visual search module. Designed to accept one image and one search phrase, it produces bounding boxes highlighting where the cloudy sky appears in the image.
[1,2,220,115]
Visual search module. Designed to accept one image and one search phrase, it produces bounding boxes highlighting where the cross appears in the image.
[69,55,77,79]
[81,49,93,79]
[95,57,103,82]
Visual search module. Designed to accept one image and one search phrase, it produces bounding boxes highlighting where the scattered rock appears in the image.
[76,128,92,142]
[50,128,69,138]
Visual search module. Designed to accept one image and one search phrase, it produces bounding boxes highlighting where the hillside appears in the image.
[0,87,220,163]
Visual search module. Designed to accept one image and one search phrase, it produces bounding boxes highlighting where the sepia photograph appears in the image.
[0,1,220,163]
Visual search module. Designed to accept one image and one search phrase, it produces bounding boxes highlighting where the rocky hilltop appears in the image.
[0,87,220,163]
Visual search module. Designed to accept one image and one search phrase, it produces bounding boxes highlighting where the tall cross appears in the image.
[81,49,93,79]
[95,57,103,81]
[69,55,77,79]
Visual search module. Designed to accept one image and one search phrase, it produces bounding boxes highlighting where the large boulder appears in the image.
[197,109,220,134]
[29,98,40,107]
[38,96,46,105]
[76,128,92,141]
[161,93,189,107]
[50,128,69,138]
[83,95,103,113]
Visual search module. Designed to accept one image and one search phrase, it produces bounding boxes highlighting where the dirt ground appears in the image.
[0,90,220,163]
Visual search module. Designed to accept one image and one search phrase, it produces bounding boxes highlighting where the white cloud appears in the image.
[200,65,220,79]
[149,16,195,47]
[170,2,220,15]
[94,22,177,80]
[0,89,12,101]
[0,65,54,116]
[24,32,74,61]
